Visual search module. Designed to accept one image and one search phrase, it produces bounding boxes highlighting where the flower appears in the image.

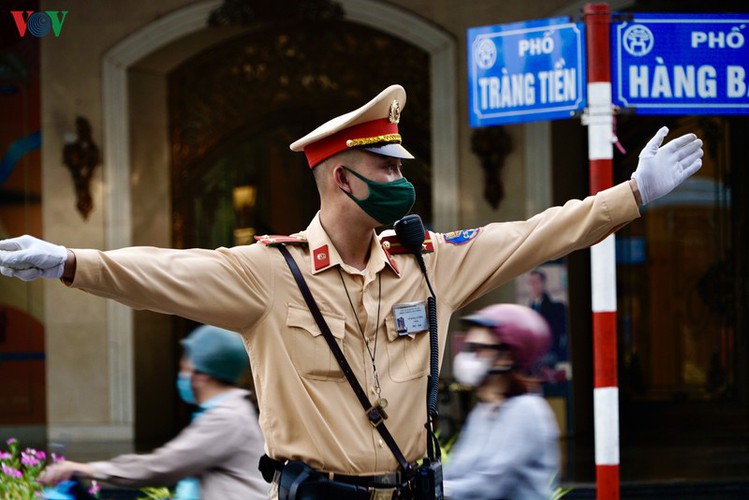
[89,480,101,496]
[21,451,41,467]
[2,463,22,479]
[0,438,103,499]
[1,437,170,499]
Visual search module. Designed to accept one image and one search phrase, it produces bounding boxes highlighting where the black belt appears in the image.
[260,456,413,499]
[260,455,406,483]
[331,471,404,487]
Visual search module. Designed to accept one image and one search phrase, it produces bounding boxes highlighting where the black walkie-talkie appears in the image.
[394,215,436,298]
[394,215,444,500]
[394,215,426,264]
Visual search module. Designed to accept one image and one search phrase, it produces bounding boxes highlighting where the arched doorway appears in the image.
[169,21,432,249]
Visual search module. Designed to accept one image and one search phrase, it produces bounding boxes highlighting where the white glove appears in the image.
[0,235,68,281]
[631,126,704,205]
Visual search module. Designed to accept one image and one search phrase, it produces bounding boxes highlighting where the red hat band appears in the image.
[304,118,401,168]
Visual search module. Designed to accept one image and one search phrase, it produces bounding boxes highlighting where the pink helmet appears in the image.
[462,304,552,372]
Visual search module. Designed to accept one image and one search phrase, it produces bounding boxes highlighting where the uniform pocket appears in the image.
[285,304,346,381]
[384,315,430,382]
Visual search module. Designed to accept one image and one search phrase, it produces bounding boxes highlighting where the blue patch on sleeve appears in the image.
[443,228,480,245]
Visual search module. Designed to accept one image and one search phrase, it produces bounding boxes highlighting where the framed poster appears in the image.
[516,261,573,436]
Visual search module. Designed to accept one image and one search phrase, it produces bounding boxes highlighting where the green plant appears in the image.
[551,473,573,499]
[552,486,573,499]
[136,486,172,499]
[437,431,459,460]
[0,437,100,499]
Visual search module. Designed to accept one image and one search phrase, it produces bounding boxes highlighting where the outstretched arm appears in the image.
[40,405,251,488]
[0,236,272,332]
[38,461,95,486]
[434,126,703,310]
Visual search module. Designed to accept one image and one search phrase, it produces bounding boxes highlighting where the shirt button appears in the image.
[379,439,385,448]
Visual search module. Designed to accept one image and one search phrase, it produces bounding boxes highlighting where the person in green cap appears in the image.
[39,325,267,500]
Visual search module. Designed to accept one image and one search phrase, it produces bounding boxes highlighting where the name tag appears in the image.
[392,301,428,336]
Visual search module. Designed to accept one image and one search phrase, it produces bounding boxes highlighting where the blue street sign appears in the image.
[467,17,586,127]
[613,14,749,115]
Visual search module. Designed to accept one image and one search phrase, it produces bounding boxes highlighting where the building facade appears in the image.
[0,0,747,486]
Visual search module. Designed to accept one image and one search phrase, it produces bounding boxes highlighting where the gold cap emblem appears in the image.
[388,99,401,124]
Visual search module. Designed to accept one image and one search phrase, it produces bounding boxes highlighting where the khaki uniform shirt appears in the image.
[71,181,639,475]
[89,388,267,499]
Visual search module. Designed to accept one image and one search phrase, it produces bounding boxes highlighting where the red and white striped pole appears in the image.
[583,3,619,499]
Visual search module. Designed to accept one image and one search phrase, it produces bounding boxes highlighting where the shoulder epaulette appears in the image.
[380,232,434,254]
[254,234,308,247]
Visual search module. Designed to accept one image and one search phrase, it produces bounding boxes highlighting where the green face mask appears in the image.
[342,166,416,226]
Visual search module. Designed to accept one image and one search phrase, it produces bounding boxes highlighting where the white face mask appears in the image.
[453,352,494,386]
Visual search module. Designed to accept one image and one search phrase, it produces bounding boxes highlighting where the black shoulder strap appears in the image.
[277,245,412,473]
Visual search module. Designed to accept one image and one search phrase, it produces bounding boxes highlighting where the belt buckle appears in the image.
[369,486,396,500]
[378,471,399,486]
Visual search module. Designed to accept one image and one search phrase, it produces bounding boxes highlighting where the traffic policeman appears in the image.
[0,84,703,499]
